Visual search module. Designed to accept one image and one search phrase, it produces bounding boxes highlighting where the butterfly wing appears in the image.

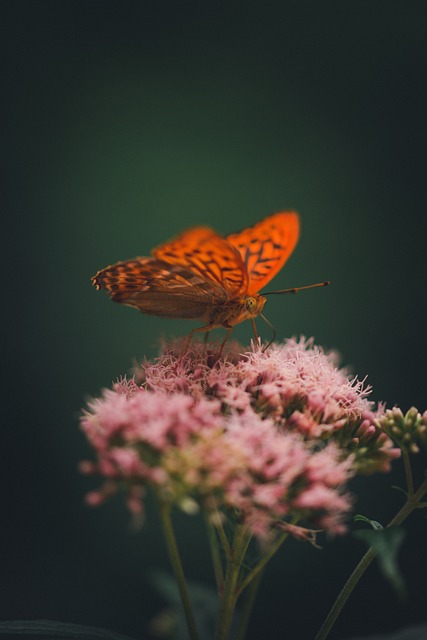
[226,211,300,294]
[92,258,229,320]
[153,226,248,297]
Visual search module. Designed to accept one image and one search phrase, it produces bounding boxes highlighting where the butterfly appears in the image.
[92,211,328,347]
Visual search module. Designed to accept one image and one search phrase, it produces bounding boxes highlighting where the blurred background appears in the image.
[3,2,427,638]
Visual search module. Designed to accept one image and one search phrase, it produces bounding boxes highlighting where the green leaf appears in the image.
[0,620,136,640]
[354,514,383,530]
[391,485,409,498]
[354,526,407,598]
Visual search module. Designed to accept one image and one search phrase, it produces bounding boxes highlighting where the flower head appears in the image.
[80,337,400,538]
[141,338,400,472]
[376,407,427,454]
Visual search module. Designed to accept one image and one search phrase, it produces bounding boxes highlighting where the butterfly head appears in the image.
[243,294,267,318]
[226,294,266,328]
[243,296,267,317]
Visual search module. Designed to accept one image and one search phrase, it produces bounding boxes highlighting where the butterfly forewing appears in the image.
[153,226,248,296]
[92,258,228,319]
[226,211,300,294]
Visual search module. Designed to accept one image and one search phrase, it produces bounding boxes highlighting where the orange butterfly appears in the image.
[92,212,328,347]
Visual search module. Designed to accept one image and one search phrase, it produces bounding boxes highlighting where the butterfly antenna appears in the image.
[259,313,276,351]
[263,281,330,296]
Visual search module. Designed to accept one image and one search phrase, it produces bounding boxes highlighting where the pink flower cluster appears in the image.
[141,338,400,473]
[80,337,400,538]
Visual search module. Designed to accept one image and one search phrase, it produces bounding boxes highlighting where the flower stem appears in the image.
[315,475,427,640]
[156,496,199,640]
[237,529,288,596]
[235,526,295,635]
[214,525,251,640]
[205,513,224,592]
[214,508,232,558]
[402,450,414,496]
[235,567,264,640]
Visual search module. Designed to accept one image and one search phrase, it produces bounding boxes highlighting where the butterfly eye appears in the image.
[245,296,258,312]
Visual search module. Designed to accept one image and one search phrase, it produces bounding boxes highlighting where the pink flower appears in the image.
[140,337,400,471]
[80,336,400,538]
[82,388,223,451]
[220,415,353,536]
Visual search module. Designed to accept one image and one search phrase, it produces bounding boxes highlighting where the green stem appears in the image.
[215,525,251,640]
[214,509,232,558]
[402,450,414,497]
[237,529,288,596]
[156,496,199,640]
[387,475,427,525]
[235,525,297,635]
[235,567,265,640]
[205,513,224,592]
[315,475,427,640]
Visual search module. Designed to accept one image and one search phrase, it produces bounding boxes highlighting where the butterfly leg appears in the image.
[251,317,262,348]
[259,313,276,352]
[183,324,216,355]
[183,324,233,359]
[202,329,211,356]
[218,327,233,357]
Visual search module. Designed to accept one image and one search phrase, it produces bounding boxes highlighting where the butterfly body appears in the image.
[92,211,300,336]
[205,294,267,329]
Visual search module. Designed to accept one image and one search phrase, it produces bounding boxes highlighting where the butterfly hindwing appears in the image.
[226,211,300,294]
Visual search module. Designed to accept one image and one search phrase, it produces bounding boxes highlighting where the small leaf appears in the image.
[354,514,383,530]
[391,485,409,498]
[354,526,407,598]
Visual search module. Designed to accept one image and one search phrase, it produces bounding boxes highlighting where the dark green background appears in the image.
[3,2,427,639]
